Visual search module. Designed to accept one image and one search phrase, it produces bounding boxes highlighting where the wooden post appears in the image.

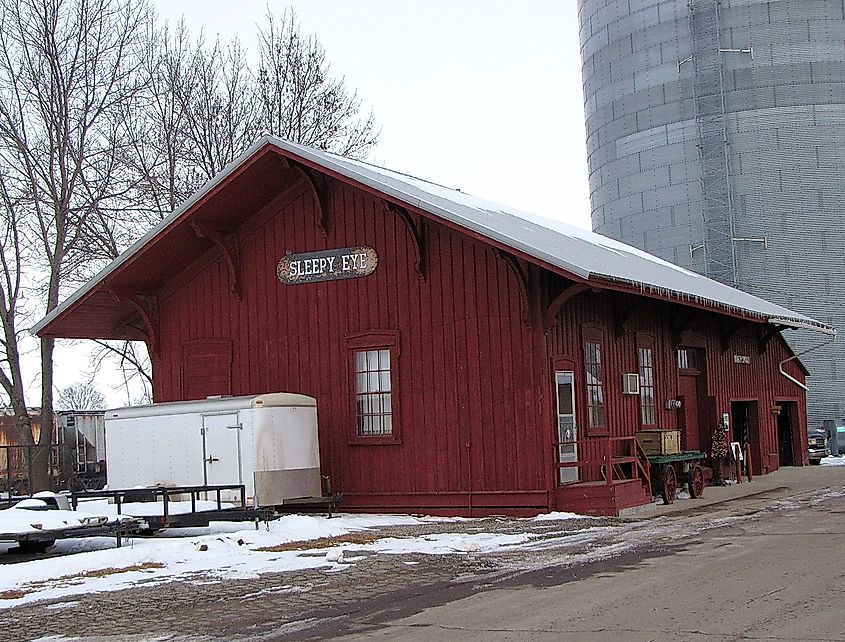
[734,443,743,484]
[744,443,753,482]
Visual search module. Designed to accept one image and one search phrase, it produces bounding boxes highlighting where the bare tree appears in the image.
[57,381,106,411]
[122,19,208,223]
[179,36,262,182]
[91,8,380,407]
[0,170,33,445]
[0,0,150,488]
[256,9,378,158]
[0,1,380,473]
[90,339,152,405]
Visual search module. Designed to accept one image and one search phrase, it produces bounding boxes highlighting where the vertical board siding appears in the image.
[157,177,543,506]
[545,292,807,476]
[154,170,807,513]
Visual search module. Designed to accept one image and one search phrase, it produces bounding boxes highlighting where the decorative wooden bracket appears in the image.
[720,319,747,353]
[291,161,330,237]
[385,202,427,281]
[496,249,532,327]
[758,324,787,355]
[671,311,697,347]
[107,287,160,360]
[189,222,240,299]
[543,282,591,334]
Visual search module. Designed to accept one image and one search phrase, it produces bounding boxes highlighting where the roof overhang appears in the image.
[32,135,837,341]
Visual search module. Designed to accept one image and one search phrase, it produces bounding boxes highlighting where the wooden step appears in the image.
[555,478,652,516]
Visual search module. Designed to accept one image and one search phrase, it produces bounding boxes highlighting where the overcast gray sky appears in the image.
[152,0,591,227]
[48,1,591,406]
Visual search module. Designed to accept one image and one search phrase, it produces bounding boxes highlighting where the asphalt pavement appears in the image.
[3,462,845,642]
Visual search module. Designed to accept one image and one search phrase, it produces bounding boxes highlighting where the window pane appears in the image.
[367,350,379,371]
[366,372,378,392]
[353,345,395,437]
[557,383,573,414]
[638,346,657,426]
[584,339,606,428]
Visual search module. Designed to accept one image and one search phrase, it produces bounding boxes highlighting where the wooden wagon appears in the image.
[648,451,707,504]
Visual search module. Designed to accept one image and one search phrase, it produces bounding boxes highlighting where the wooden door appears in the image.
[679,374,700,451]
[555,371,578,483]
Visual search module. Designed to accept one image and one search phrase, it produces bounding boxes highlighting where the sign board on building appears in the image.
[733,354,751,364]
[277,246,378,285]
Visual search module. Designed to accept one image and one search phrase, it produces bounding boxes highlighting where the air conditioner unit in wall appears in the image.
[621,373,640,395]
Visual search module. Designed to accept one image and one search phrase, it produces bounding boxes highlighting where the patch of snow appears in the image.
[359,532,534,555]
[74,498,235,517]
[531,511,586,521]
[43,601,79,610]
[0,512,492,609]
[821,456,845,466]
[0,505,131,538]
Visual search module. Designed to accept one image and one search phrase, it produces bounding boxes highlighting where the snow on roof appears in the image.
[32,135,834,336]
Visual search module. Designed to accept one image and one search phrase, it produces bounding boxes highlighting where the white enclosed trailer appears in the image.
[104,393,321,506]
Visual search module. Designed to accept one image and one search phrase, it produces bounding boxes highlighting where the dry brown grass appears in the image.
[72,562,164,579]
[0,561,165,600]
[255,532,379,553]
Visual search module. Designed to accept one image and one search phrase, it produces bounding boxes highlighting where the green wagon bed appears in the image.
[647,451,707,504]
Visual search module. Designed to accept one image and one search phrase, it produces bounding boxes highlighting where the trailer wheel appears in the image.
[661,464,677,504]
[688,463,704,499]
[18,539,55,553]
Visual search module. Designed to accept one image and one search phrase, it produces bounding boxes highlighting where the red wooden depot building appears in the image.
[34,136,835,515]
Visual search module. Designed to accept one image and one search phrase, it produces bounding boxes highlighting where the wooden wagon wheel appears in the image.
[661,463,678,504]
[688,463,704,499]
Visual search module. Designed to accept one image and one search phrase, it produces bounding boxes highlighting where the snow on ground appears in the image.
[531,511,583,522]
[822,456,845,466]
[0,512,542,609]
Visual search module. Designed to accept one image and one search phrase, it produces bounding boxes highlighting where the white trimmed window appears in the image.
[638,346,656,426]
[354,348,393,436]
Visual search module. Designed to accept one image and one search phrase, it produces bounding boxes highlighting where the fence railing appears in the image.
[554,436,651,492]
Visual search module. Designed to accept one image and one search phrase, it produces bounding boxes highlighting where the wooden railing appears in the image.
[554,436,651,493]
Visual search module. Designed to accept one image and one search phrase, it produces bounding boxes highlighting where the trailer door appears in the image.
[202,413,242,497]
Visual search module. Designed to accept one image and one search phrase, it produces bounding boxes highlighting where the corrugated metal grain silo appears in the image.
[578,0,845,424]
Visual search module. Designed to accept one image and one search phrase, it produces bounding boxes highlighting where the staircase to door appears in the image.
[553,436,652,516]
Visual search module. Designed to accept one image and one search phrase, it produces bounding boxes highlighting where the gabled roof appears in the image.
[32,135,835,337]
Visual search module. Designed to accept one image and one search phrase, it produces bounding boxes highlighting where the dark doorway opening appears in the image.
[776,401,799,466]
[731,401,761,476]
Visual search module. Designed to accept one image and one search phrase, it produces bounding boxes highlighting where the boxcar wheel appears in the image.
[688,463,704,498]
[661,464,677,504]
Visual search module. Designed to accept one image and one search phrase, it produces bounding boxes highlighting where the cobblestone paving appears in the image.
[0,515,628,642]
